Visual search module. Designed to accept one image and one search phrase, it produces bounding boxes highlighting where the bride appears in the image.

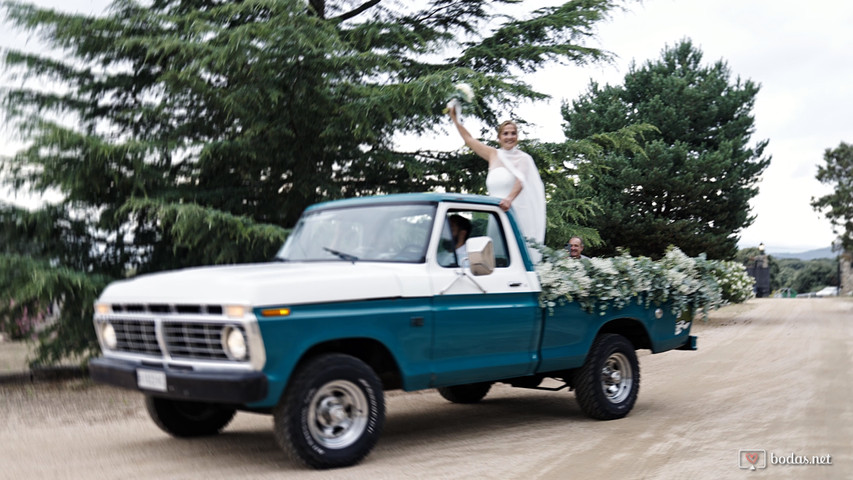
[448,108,546,246]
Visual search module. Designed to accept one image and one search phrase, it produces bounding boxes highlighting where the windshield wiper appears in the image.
[323,247,359,263]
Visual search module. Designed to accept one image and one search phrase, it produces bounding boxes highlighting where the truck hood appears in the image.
[98,262,429,307]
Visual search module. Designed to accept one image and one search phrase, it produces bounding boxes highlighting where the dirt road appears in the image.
[1,298,850,479]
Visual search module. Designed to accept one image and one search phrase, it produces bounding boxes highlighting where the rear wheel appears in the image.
[273,354,385,469]
[145,396,236,437]
[574,334,639,420]
[437,382,492,404]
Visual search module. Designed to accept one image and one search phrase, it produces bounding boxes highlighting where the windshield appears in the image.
[276,203,436,263]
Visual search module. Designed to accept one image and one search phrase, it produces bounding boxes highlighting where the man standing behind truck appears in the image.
[566,236,588,259]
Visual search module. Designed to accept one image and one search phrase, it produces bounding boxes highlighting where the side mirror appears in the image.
[466,236,495,276]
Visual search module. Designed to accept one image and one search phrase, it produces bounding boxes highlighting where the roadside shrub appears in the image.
[1,301,46,341]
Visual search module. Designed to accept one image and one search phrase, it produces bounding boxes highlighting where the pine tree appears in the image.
[561,39,771,259]
[1,0,624,362]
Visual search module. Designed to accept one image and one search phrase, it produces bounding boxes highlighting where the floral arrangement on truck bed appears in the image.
[535,245,754,318]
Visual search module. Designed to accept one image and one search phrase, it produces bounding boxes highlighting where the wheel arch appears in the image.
[596,317,652,350]
[296,337,404,391]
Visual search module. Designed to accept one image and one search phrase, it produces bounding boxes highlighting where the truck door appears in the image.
[428,204,541,386]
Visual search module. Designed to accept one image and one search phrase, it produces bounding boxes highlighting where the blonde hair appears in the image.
[496,120,518,139]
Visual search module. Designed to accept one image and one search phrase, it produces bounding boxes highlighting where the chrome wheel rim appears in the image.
[308,380,368,449]
[600,352,633,403]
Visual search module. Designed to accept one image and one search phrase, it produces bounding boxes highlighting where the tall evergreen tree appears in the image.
[1,0,625,362]
[562,39,770,259]
[811,141,853,252]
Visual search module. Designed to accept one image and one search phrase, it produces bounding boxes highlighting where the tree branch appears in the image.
[308,0,325,18]
[332,0,382,22]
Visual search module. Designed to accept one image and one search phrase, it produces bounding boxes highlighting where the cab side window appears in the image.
[436,209,510,268]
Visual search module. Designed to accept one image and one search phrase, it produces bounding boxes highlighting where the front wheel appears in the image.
[574,334,640,420]
[145,396,236,437]
[273,354,385,469]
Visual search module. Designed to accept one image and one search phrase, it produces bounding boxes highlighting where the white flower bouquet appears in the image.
[444,82,475,117]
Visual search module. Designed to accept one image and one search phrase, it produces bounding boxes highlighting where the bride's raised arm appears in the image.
[448,107,500,168]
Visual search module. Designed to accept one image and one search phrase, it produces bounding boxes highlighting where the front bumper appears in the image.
[89,357,268,404]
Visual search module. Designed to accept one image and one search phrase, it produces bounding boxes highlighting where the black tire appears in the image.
[145,396,236,437]
[273,354,385,469]
[574,334,640,420]
[437,382,492,404]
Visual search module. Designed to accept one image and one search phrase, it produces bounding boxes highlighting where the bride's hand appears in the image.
[499,198,512,211]
[446,99,460,122]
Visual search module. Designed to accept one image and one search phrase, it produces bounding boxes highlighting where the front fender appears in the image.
[247,297,433,408]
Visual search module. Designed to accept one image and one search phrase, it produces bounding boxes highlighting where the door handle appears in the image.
[508,282,522,287]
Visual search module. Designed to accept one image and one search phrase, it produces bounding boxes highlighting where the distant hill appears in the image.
[770,247,836,260]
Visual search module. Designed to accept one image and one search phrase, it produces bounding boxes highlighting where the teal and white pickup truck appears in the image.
[89,193,696,469]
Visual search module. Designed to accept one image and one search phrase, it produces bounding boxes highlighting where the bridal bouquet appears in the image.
[444,83,474,117]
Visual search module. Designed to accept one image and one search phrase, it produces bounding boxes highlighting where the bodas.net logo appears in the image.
[738,449,767,470]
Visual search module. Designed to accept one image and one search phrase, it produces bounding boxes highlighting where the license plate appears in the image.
[137,369,167,392]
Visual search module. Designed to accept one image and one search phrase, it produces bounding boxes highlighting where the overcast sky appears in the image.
[2,0,850,253]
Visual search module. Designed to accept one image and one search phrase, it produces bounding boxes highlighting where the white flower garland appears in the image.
[536,245,755,318]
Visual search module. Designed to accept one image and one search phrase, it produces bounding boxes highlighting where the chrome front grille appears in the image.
[112,318,161,355]
[162,322,231,360]
[102,316,246,361]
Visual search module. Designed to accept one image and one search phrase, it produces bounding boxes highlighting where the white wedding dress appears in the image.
[486,148,546,247]
[485,166,517,199]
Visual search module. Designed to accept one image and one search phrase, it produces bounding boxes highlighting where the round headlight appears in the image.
[101,322,117,349]
[223,326,248,361]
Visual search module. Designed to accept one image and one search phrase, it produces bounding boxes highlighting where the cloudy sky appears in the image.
[2,0,850,253]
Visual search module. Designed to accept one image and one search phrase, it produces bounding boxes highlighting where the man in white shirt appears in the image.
[438,214,471,268]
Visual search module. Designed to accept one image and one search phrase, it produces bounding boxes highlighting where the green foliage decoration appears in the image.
[536,245,754,318]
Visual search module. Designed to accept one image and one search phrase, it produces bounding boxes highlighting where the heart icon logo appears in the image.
[745,452,759,465]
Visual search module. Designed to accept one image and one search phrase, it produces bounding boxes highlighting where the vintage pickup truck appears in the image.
[89,193,696,469]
